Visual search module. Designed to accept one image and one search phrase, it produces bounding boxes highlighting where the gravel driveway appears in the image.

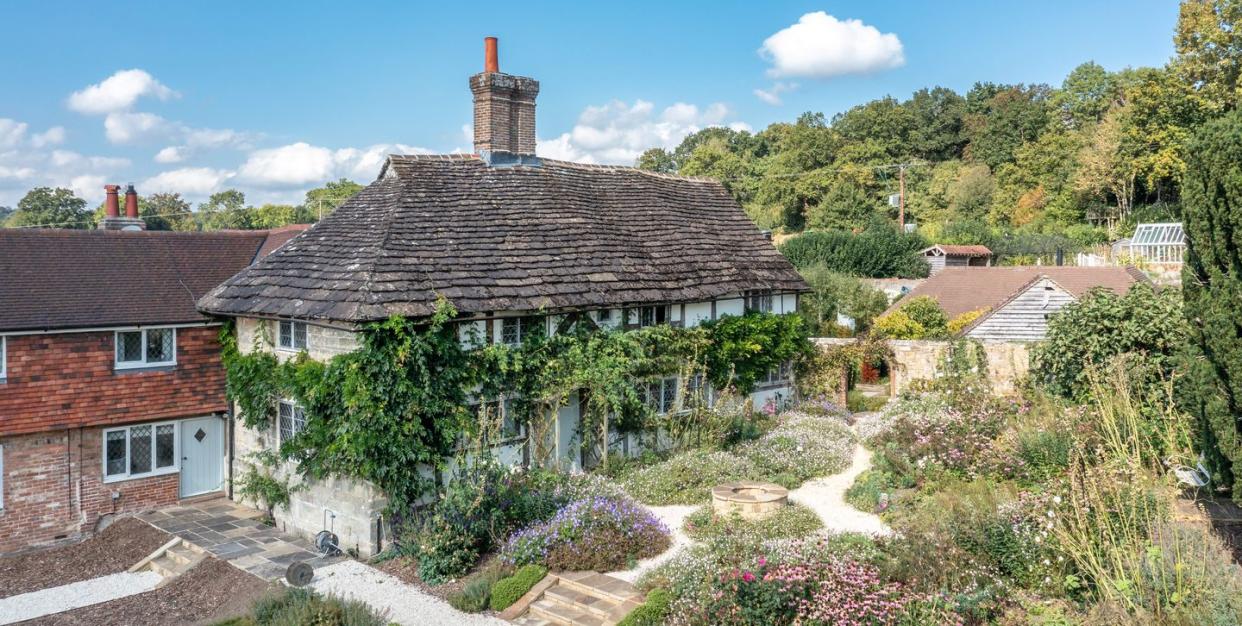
[309,560,506,626]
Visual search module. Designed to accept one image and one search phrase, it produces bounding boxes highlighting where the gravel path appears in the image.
[0,571,163,625]
[308,560,506,626]
[608,504,697,583]
[788,442,891,536]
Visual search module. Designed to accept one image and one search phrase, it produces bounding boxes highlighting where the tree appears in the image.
[197,190,250,230]
[1053,62,1119,129]
[964,83,1054,169]
[805,180,879,231]
[1175,0,1242,113]
[250,204,304,230]
[636,148,676,173]
[144,193,195,231]
[1074,107,1137,225]
[6,187,90,229]
[906,86,968,161]
[302,179,363,220]
[0,206,12,224]
[1180,109,1242,499]
[797,265,889,335]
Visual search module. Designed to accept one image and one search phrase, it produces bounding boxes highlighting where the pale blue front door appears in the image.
[180,417,223,497]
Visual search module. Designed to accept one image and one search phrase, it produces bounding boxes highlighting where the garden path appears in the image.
[309,560,506,626]
[788,440,891,536]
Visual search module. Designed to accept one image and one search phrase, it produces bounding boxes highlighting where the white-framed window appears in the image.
[467,398,525,441]
[0,335,6,380]
[645,377,680,414]
[595,309,612,323]
[631,305,669,328]
[115,328,176,369]
[761,361,794,386]
[745,291,774,313]
[103,421,178,482]
[501,316,543,346]
[278,320,308,351]
[685,373,708,408]
[278,399,307,444]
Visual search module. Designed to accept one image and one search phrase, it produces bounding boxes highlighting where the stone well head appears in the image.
[711,481,789,520]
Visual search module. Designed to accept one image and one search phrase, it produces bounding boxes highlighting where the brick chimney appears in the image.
[98,183,146,231]
[470,37,540,164]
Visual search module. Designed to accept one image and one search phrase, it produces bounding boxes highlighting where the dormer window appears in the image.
[278,320,308,351]
[115,328,176,369]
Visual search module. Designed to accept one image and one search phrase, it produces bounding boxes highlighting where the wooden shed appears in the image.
[921,244,992,275]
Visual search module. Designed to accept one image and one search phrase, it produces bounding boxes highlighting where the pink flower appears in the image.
[742,571,756,583]
[757,556,767,567]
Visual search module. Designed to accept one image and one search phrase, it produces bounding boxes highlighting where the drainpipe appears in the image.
[226,406,235,500]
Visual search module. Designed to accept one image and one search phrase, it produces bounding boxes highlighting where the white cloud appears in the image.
[104,111,171,143]
[50,150,130,171]
[142,167,234,195]
[31,126,66,148]
[0,119,27,148]
[759,12,904,79]
[67,69,177,115]
[0,165,37,180]
[537,100,744,165]
[69,175,108,201]
[154,146,186,163]
[754,82,798,106]
[238,141,432,187]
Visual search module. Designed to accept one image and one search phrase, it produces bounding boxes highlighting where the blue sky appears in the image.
[0,1,1179,207]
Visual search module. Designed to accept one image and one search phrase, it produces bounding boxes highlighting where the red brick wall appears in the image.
[0,326,228,437]
[0,427,183,553]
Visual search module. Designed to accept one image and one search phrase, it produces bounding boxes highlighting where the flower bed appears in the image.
[683,503,823,543]
[620,449,761,505]
[502,495,671,572]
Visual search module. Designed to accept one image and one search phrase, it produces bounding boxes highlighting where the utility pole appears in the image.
[898,164,906,230]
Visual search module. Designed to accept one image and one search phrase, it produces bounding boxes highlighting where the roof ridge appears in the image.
[385,152,723,184]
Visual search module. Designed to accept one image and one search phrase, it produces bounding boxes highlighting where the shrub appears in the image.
[446,561,513,613]
[245,587,387,626]
[621,449,760,505]
[871,392,1010,482]
[871,309,925,340]
[845,469,895,513]
[502,496,670,572]
[797,265,891,334]
[778,220,930,279]
[847,389,887,413]
[488,564,549,612]
[682,503,823,542]
[413,513,479,585]
[947,307,989,335]
[235,460,291,522]
[735,412,855,486]
[617,588,671,626]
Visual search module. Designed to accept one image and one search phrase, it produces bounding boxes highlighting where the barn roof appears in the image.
[197,154,808,323]
[921,244,993,258]
[881,265,1149,319]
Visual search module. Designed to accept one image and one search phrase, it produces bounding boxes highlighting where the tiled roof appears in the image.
[882,266,1149,319]
[0,228,305,332]
[198,155,809,323]
[922,244,993,257]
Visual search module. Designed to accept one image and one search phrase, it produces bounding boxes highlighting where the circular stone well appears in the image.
[711,481,789,520]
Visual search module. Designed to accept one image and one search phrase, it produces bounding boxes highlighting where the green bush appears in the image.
[413,513,479,585]
[844,469,894,513]
[683,503,823,542]
[489,564,549,612]
[797,265,890,335]
[446,562,512,613]
[620,449,760,505]
[242,587,387,626]
[616,588,671,626]
[778,219,930,278]
[847,390,887,413]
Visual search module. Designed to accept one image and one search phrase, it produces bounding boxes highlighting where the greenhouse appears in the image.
[1126,222,1186,264]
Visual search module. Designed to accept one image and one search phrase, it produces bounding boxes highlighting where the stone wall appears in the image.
[887,339,1030,396]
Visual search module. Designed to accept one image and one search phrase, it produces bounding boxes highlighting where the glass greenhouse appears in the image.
[1126,222,1186,264]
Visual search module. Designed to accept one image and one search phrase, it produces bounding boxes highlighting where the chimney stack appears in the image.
[98,184,146,231]
[470,36,540,164]
[124,184,139,218]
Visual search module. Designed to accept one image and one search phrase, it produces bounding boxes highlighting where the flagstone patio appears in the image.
[136,498,343,581]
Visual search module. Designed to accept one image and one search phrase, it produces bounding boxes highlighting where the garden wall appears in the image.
[887,339,1030,396]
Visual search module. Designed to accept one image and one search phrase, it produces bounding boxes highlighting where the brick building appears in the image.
[0,190,306,552]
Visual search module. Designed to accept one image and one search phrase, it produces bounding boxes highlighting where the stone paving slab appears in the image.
[138,498,344,581]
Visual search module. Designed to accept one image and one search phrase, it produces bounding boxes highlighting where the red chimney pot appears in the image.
[124,184,139,218]
[484,37,499,73]
[104,184,120,218]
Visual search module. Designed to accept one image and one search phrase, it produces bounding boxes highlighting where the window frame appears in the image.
[277,399,307,446]
[500,316,544,347]
[466,397,526,443]
[0,335,6,380]
[745,290,775,314]
[102,420,180,483]
[277,319,309,352]
[645,376,681,415]
[114,327,178,370]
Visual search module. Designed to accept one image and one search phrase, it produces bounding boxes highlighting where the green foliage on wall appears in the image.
[1180,109,1242,499]
[701,312,812,394]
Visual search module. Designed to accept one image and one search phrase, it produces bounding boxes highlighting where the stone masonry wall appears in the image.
[887,339,1031,396]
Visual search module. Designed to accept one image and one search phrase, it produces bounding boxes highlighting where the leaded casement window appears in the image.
[278,320,308,351]
[115,328,176,368]
[745,290,775,313]
[761,361,795,386]
[630,305,669,328]
[645,377,680,414]
[501,316,543,346]
[684,373,708,408]
[467,398,524,441]
[103,421,177,481]
[278,400,307,444]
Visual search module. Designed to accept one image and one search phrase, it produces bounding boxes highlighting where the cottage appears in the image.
[920,244,992,275]
[196,38,808,555]
[0,186,305,552]
[884,266,1148,342]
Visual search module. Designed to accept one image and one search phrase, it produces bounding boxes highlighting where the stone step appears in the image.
[542,584,620,620]
[164,545,199,565]
[555,571,642,605]
[510,616,555,626]
[529,598,603,626]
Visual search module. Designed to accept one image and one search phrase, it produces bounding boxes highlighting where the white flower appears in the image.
[1052,495,1062,505]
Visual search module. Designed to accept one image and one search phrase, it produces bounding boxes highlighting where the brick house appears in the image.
[197,39,809,555]
[0,189,306,553]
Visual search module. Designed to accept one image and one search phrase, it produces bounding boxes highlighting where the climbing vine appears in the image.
[220,305,811,510]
